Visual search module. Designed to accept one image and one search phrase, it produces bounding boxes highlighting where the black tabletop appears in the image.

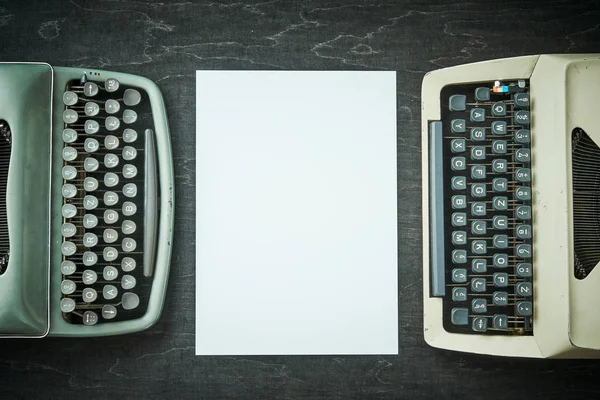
[2,1,600,399]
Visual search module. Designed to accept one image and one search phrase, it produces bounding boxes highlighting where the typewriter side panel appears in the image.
[48,67,174,337]
[561,55,600,351]
[422,55,545,357]
[0,63,53,337]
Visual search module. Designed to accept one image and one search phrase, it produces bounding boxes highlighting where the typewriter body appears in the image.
[0,62,174,337]
[422,54,600,358]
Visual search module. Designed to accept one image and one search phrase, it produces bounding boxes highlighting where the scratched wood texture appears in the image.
[1,0,600,399]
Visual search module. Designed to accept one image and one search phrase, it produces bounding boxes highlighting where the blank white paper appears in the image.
[195,71,398,355]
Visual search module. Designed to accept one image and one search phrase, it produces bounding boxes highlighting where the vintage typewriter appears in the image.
[0,62,174,337]
[422,54,600,358]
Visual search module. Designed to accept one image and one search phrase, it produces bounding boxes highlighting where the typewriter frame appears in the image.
[0,63,174,338]
[422,54,600,358]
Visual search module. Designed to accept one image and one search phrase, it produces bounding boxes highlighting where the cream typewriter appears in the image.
[422,54,600,358]
[0,62,174,337]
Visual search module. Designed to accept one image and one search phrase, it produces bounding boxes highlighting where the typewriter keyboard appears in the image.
[60,76,157,326]
[429,80,533,335]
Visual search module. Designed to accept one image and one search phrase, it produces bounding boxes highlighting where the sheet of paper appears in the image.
[195,71,398,355]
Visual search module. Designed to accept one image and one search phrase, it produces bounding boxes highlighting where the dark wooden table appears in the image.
[1,0,600,399]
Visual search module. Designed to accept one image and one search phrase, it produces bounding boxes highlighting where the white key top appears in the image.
[85,102,100,116]
[61,280,76,295]
[123,88,141,106]
[62,184,77,199]
[105,78,119,92]
[121,220,136,235]
[105,99,120,114]
[123,183,137,198]
[62,204,77,218]
[60,298,76,313]
[103,284,118,300]
[104,191,119,207]
[83,82,99,97]
[104,209,119,224]
[83,195,98,210]
[104,228,118,243]
[102,304,118,319]
[82,288,98,303]
[61,260,76,275]
[84,177,99,192]
[82,269,98,285]
[83,232,98,247]
[84,157,99,172]
[85,120,100,134]
[123,109,137,124]
[122,164,137,179]
[122,201,137,216]
[62,128,78,143]
[103,246,119,262]
[104,172,119,188]
[61,222,77,238]
[83,251,98,266]
[62,165,77,180]
[83,214,98,229]
[123,128,137,143]
[121,257,136,272]
[62,147,77,161]
[61,241,76,256]
[121,274,136,290]
[105,135,119,150]
[104,153,119,168]
[121,292,140,310]
[103,266,119,281]
[122,238,136,252]
[105,116,120,131]
[63,91,78,106]
[122,146,137,161]
[63,109,78,124]
[84,138,100,153]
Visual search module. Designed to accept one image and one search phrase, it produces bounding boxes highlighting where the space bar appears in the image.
[429,121,445,297]
[144,129,158,277]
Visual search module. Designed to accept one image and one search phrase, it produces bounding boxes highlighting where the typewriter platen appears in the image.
[0,63,174,337]
[422,54,600,358]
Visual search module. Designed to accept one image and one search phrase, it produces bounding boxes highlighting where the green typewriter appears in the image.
[0,62,174,337]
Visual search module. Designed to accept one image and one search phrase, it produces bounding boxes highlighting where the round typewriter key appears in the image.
[61,222,77,238]
[63,91,78,106]
[84,138,100,153]
[83,214,98,229]
[121,257,136,272]
[123,88,141,106]
[62,204,77,218]
[82,269,98,285]
[102,304,118,319]
[82,288,98,303]
[83,251,98,266]
[121,274,136,290]
[83,311,98,326]
[62,165,77,180]
[105,116,120,131]
[62,109,78,124]
[121,220,136,235]
[61,260,76,275]
[103,228,119,243]
[103,246,119,262]
[105,78,120,92]
[104,172,119,188]
[104,191,119,207]
[123,128,138,143]
[123,109,138,124]
[104,153,119,168]
[104,209,119,224]
[122,238,137,253]
[84,177,99,192]
[62,147,77,161]
[123,183,137,198]
[122,201,137,216]
[105,99,120,114]
[62,128,78,143]
[103,284,118,300]
[83,232,98,248]
[60,298,76,313]
[62,183,77,199]
[84,101,100,116]
[103,266,119,281]
[83,195,99,210]
[122,146,137,161]
[84,82,99,97]
[121,292,140,310]
[105,135,120,149]
[60,241,76,256]
[84,157,99,172]
[84,119,100,134]
[61,279,76,295]
[123,164,137,179]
